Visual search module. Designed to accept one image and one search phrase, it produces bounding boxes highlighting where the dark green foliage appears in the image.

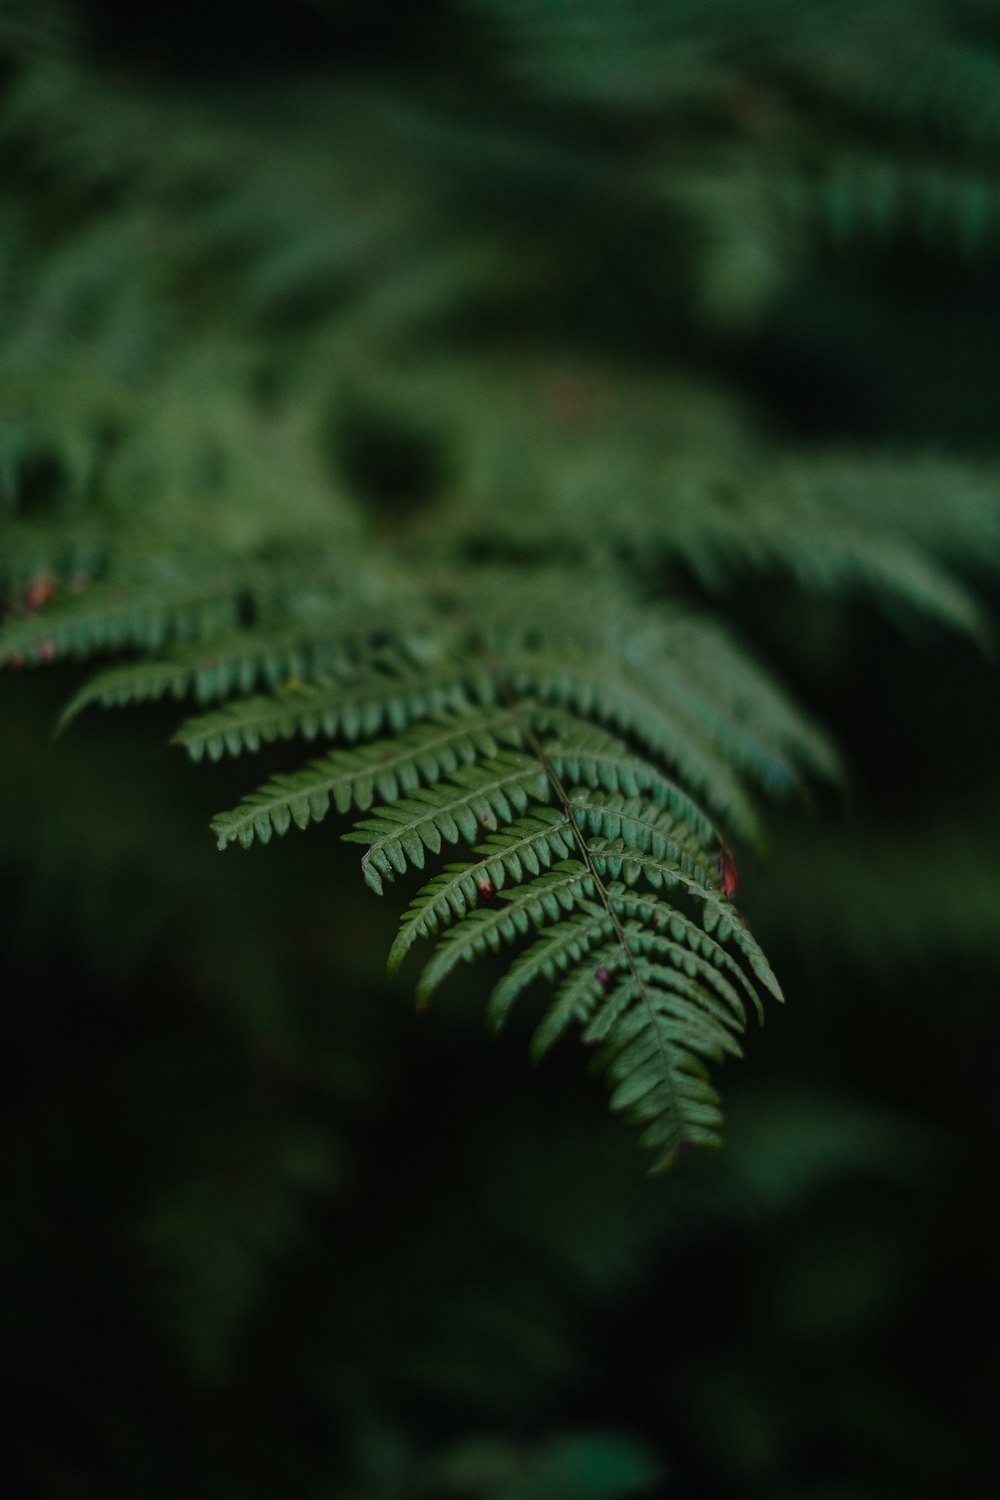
[4,554,807,1165]
[3,1,1000,1496]
[2,0,998,1168]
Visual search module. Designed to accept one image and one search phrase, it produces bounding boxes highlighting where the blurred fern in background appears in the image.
[2,1,999,1496]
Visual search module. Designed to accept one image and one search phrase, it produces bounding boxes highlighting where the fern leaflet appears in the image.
[212,709,523,850]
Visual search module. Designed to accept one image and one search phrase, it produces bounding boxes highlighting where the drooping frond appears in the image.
[586,957,742,1159]
[7,0,996,1174]
[398,837,779,1168]
[27,558,820,1163]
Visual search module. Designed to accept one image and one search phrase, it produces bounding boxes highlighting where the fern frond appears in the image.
[55,627,340,729]
[496,649,760,837]
[629,620,843,789]
[37,575,794,1167]
[417,867,606,1011]
[0,573,242,667]
[501,912,756,1166]
[386,809,578,975]
[487,882,761,1040]
[531,948,737,1062]
[431,361,997,638]
[540,722,721,847]
[515,912,758,1170]
[440,849,779,1166]
[51,582,465,729]
[211,708,523,850]
[485,913,614,1033]
[0,3,911,1171]
[767,531,991,642]
[665,455,999,640]
[573,798,720,889]
[603,887,775,1014]
[586,838,775,1012]
[565,790,719,882]
[344,752,553,893]
[591,965,735,1163]
[586,955,745,1047]
[172,660,494,761]
[386,790,726,980]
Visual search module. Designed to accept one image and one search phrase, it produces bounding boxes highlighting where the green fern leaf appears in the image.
[583,940,759,1165]
[540,722,721,845]
[415,864,604,1010]
[580,950,743,1048]
[604,886,771,1012]
[387,809,577,974]
[586,839,780,1010]
[525,942,624,1060]
[485,908,618,1031]
[566,790,720,883]
[497,649,760,836]
[634,621,843,789]
[490,888,754,1049]
[531,951,741,1067]
[0,574,241,666]
[212,708,522,850]
[55,626,359,729]
[172,661,494,761]
[344,751,552,893]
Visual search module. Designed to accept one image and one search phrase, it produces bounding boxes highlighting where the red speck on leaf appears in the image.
[23,574,57,612]
[717,840,740,900]
[595,966,611,987]
[36,639,56,662]
[477,878,494,901]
